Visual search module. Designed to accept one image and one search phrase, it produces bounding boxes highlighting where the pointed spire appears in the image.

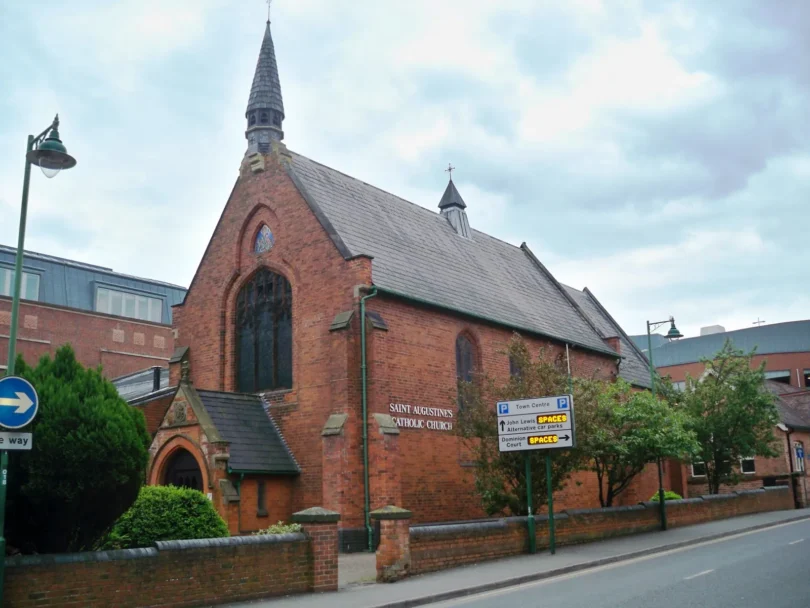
[438,179,467,210]
[245,19,285,153]
[438,172,471,238]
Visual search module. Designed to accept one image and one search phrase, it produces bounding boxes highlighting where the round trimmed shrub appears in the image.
[649,490,682,502]
[104,485,229,549]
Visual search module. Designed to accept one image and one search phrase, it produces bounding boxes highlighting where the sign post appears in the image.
[497,395,575,556]
[0,376,38,602]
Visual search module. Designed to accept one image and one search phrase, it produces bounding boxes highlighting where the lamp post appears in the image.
[646,317,683,531]
[0,115,76,602]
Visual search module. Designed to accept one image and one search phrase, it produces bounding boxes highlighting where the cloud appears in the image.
[0,0,807,342]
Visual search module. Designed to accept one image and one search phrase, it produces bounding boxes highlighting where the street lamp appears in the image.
[6,114,77,378]
[0,115,76,602]
[646,316,682,531]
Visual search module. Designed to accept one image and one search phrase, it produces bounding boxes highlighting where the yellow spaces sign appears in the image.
[536,413,568,425]
[528,435,558,445]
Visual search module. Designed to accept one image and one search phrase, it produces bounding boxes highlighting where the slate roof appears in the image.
[563,286,652,389]
[246,21,284,118]
[765,381,810,431]
[633,320,810,368]
[287,152,615,356]
[113,367,170,402]
[0,244,186,323]
[197,390,298,474]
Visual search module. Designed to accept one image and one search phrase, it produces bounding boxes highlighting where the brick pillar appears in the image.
[370,414,402,508]
[321,414,348,517]
[371,506,411,583]
[293,507,341,592]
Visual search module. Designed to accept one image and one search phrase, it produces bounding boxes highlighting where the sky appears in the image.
[0,0,807,339]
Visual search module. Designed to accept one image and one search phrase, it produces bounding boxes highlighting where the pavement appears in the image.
[222,508,810,608]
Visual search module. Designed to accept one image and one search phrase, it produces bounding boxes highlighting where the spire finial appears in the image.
[267,0,272,23]
[445,163,455,181]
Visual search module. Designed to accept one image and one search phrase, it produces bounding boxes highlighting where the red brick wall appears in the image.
[365,295,620,523]
[134,393,175,436]
[5,533,323,608]
[172,148,371,518]
[659,352,810,389]
[238,477,296,533]
[408,486,793,575]
[0,297,173,377]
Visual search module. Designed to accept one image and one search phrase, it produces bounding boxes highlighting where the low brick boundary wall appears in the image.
[6,507,340,608]
[409,487,792,575]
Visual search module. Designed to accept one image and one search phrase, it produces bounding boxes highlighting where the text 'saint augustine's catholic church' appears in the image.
[146,16,671,551]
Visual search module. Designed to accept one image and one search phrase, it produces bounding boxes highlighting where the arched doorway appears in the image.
[163,448,203,490]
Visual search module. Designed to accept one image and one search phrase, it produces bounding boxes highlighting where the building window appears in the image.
[260,111,269,124]
[249,113,256,126]
[254,225,275,254]
[794,442,806,473]
[672,381,686,392]
[456,334,476,409]
[764,370,791,385]
[0,267,40,301]
[509,355,521,378]
[804,370,810,389]
[236,268,293,393]
[96,287,162,323]
[740,457,756,475]
[257,480,267,516]
[691,461,707,477]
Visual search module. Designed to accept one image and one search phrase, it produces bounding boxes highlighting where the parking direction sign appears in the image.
[0,377,38,430]
[497,394,575,452]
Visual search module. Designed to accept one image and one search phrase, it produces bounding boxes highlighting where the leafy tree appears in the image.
[579,379,698,507]
[7,345,151,553]
[455,334,600,516]
[100,486,229,549]
[676,341,779,494]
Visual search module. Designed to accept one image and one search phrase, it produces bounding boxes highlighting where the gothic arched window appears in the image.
[249,113,257,126]
[260,111,269,124]
[456,334,476,409]
[236,269,293,392]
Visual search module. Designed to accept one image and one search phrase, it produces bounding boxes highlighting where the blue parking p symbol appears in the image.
[557,397,568,410]
[498,403,509,415]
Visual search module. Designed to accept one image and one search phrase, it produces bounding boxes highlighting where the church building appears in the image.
[145,17,666,550]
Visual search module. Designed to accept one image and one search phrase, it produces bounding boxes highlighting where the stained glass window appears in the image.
[255,225,275,254]
[236,268,292,392]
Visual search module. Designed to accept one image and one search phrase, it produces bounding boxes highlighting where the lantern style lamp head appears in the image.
[26,115,77,178]
[666,318,683,340]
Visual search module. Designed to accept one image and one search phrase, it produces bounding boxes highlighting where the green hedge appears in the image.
[101,485,229,549]
[251,521,302,535]
[649,490,683,502]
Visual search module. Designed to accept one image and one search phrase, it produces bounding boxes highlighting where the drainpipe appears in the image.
[360,286,378,552]
[236,472,245,533]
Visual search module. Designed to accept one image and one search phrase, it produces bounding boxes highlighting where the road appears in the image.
[428,518,810,608]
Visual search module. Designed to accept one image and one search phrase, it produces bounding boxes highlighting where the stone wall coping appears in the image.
[667,497,704,505]
[735,488,767,495]
[292,507,341,523]
[700,493,736,501]
[156,533,306,551]
[411,519,507,538]
[566,504,647,516]
[7,547,158,568]
[371,505,412,520]
[763,486,790,492]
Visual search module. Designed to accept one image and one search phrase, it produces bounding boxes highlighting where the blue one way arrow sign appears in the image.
[0,377,38,429]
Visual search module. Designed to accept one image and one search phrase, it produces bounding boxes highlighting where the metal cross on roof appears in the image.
[445,163,456,180]
[753,317,766,327]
